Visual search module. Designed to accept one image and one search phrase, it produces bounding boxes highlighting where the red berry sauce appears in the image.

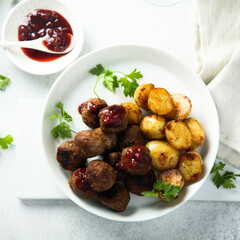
[116,146,151,170]
[99,105,126,128]
[72,168,91,192]
[18,9,73,62]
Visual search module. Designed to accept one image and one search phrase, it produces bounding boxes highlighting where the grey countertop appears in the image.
[0,0,239,239]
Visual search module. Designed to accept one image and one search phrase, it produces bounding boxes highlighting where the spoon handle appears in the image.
[0,40,39,49]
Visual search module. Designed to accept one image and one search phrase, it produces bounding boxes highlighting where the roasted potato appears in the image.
[157,169,184,201]
[148,88,174,115]
[145,140,180,171]
[178,151,203,182]
[134,83,155,111]
[140,115,167,139]
[165,120,192,150]
[184,118,205,150]
[165,94,192,121]
[121,102,142,125]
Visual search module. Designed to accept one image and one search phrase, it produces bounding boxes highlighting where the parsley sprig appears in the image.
[0,75,10,91]
[48,102,77,139]
[89,64,143,98]
[0,134,13,150]
[211,161,240,189]
[142,179,181,202]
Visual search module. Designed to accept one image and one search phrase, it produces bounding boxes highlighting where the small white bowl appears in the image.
[2,0,84,75]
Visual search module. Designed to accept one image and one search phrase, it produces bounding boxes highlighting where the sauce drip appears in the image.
[73,168,91,192]
[99,105,126,128]
[18,9,73,62]
[116,146,151,170]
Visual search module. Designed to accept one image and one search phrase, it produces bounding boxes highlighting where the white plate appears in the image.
[2,0,84,75]
[41,44,219,222]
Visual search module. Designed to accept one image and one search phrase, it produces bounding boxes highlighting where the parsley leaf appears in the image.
[90,64,143,98]
[142,178,181,202]
[48,101,76,139]
[0,135,14,149]
[0,75,10,91]
[118,77,138,97]
[51,122,72,139]
[89,64,105,76]
[211,161,240,189]
[126,68,143,81]
[56,102,72,122]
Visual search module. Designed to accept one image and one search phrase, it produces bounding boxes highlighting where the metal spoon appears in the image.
[0,34,75,54]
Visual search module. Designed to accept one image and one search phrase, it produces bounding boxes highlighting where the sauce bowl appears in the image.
[2,0,84,75]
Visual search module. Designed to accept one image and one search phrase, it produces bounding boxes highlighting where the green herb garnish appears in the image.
[142,178,181,202]
[48,101,77,139]
[211,161,240,189]
[0,75,10,91]
[0,134,13,149]
[89,64,143,98]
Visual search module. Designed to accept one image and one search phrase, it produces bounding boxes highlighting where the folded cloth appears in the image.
[195,0,240,168]
[207,48,240,169]
[194,0,240,84]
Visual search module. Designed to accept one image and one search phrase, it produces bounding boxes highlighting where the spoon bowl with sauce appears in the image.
[0,33,75,55]
[2,0,84,75]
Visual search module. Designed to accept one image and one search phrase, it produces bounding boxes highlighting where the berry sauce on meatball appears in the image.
[116,145,152,175]
[68,168,96,199]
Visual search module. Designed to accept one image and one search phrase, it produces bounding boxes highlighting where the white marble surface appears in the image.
[0,0,240,239]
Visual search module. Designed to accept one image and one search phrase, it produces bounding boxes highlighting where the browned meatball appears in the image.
[56,141,86,171]
[74,130,105,158]
[78,98,107,128]
[94,128,117,152]
[68,168,96,199]
[86,160,117,192]
[104,152,126,181]
[125,170,156,196]
[98,105,128,133]
[116,145,152,175]
[118,125,145,149]
[97,183,130,212]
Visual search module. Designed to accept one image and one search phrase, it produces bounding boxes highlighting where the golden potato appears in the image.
[148,88,174,115]
[134,83,155,111]
[146,140,180,171]
[165,121,192,150]
[121,102,142,125]
[177,151,203,182]
[184,118,205,150]
[157,169,184,201]
[165,94,192,121]
[140,115,167,139]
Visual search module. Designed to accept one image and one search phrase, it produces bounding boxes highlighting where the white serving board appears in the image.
[16,99,240,201]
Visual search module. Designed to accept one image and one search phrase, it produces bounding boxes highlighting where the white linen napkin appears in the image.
[194,0,240,168]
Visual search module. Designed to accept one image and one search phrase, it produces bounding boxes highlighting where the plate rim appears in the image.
[41,43,219,222]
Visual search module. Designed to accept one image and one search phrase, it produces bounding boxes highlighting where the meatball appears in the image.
[97,183,130,212]
[94,128,117,152]
[68,168,96,199]
[118,125,145,149]
[116,145,152,175]
[86,160,117,192]
[56,141,86,171]
[98,104,128,133]
[78,98,107,128]
[125,170,156,196]
[104,152,126,181]
[74,130,105,158]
